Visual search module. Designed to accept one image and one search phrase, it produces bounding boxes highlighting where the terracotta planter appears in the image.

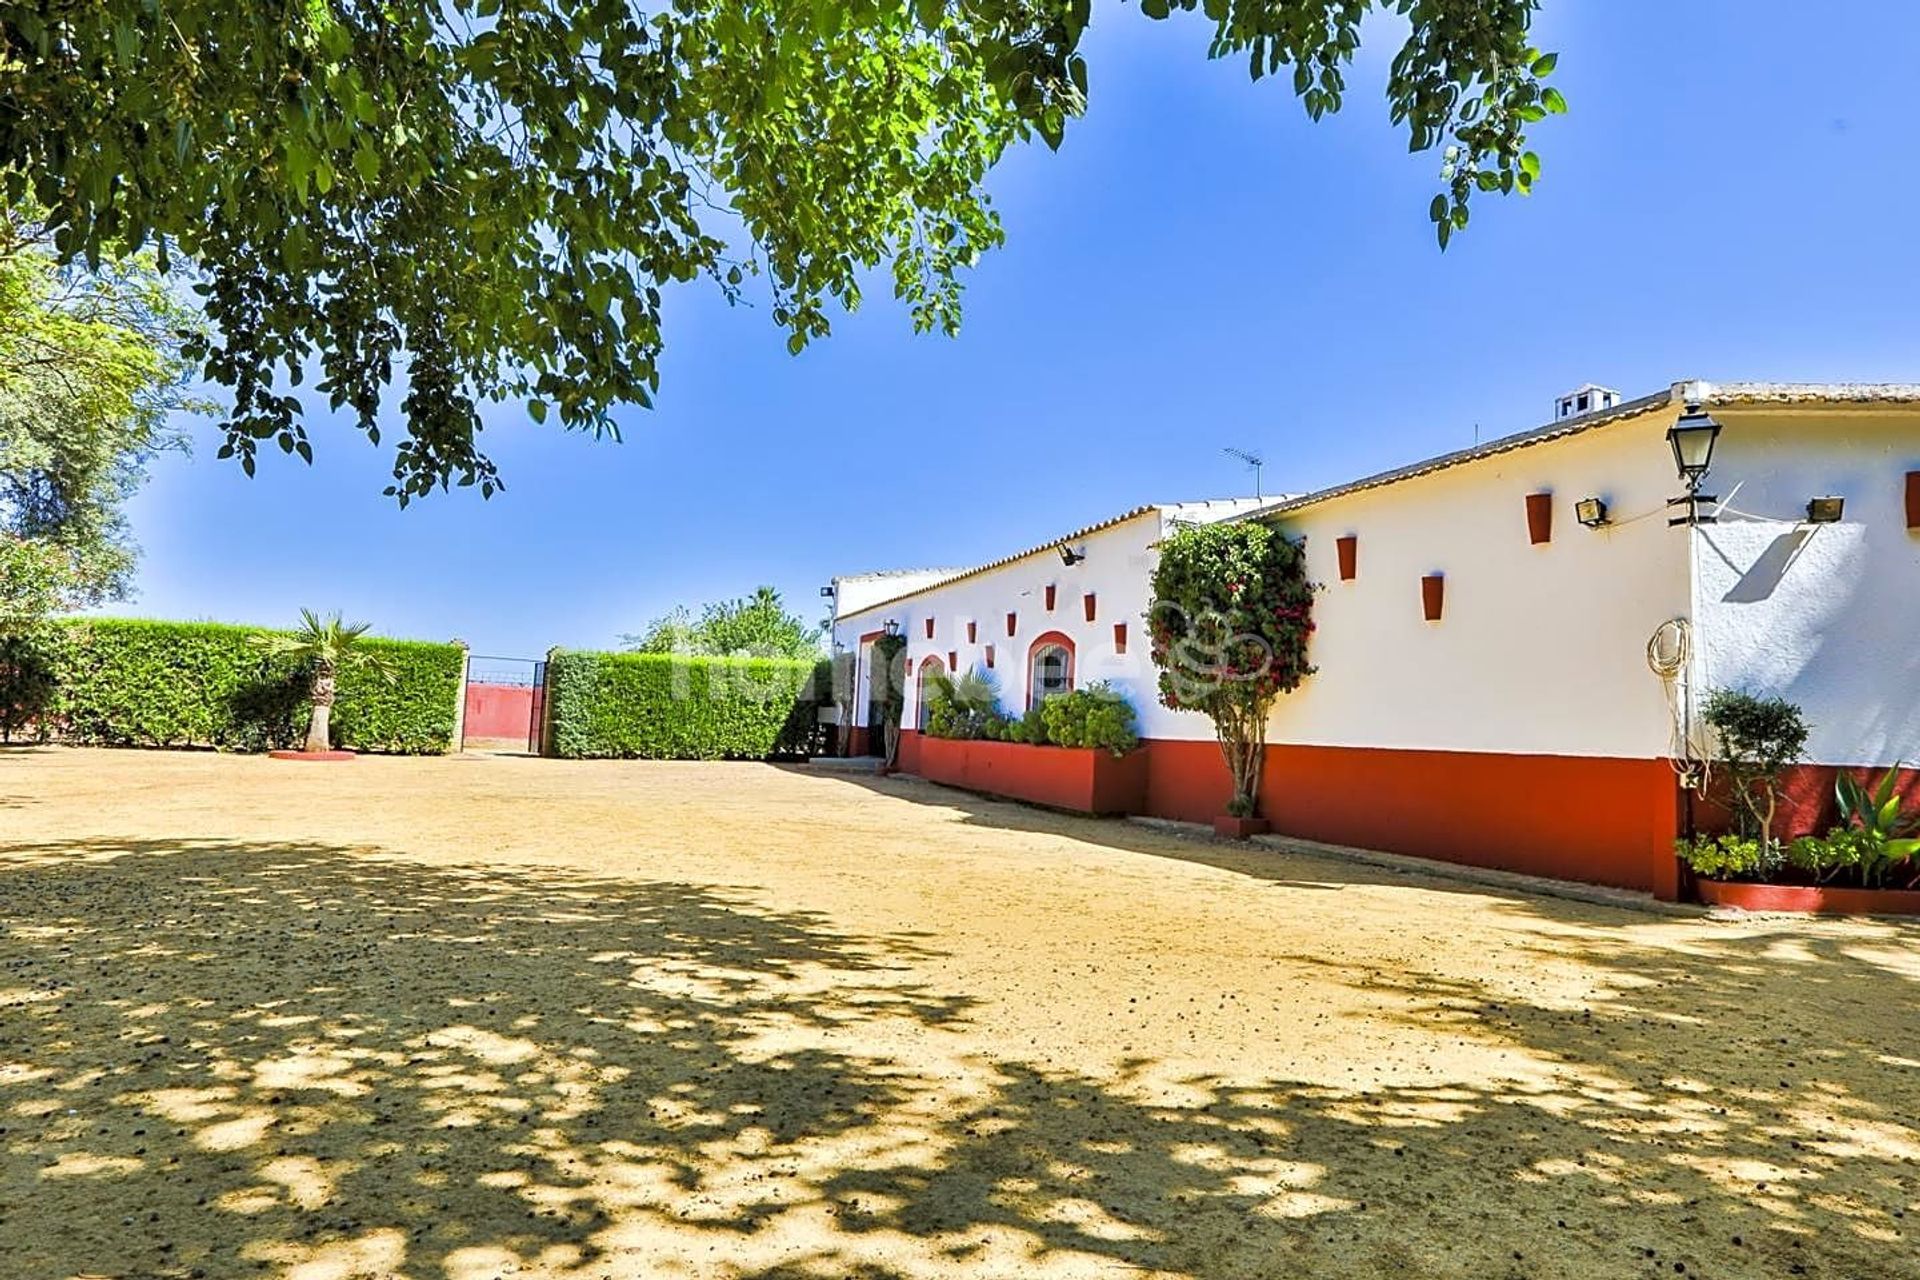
[268,749,356,762]
[924,618,934,639]
[1525,492,1553,545]
[1907,471,1920,530]
[1213,815,1272,840]
[1421,574,1445,622]
[984,644,995,668]
[967,621,977,643]
[1112,622,1128,655]
[1006,611,1018,636]
[1045,585,1057,611]
[1083,592,1097,622]
[1336,535,1357,582]
[913,736,1148,816]
[1697,879,1920,915]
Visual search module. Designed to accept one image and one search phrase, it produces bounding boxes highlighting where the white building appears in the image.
[829,381,1920,898]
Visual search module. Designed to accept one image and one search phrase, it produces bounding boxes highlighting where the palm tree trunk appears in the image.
[306,664,336,753]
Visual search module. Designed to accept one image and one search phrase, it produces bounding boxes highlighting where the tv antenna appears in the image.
[1224,446,1266,500]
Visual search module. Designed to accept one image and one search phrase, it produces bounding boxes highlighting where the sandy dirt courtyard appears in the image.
[1,748,1916,1280]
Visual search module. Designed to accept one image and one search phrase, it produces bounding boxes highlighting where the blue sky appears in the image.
[118,1,1920,657]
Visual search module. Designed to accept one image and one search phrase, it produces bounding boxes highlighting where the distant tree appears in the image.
[0,2,1561,499]
[250,610,396,753]
[0,212,202,628]
[623,586,823,660]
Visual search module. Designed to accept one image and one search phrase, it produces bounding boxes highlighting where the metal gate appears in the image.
[461,655,547,754]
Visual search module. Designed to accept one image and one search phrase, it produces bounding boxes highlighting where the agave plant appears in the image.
[250,610,396,753]
[1835,765,1920,887]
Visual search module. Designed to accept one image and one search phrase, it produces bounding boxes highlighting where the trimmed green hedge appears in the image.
[546,650,827,760]
[45,618,462,754]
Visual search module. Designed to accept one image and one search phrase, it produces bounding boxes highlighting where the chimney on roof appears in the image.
[1556,384,1622,421]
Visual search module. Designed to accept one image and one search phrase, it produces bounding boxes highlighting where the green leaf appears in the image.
[1542,87,1569,114]
[1532,52,1559,76]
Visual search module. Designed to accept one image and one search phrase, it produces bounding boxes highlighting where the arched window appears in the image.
[916,656,946,731]
[1026,633,1075,709]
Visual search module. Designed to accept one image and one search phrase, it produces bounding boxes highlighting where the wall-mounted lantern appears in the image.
[1525,492,1554,545]
[1575,497,1611,528]
[1806,496,1845,524]
[1336,534,1358,581]
[1421,574,1445,622]
[1666,403,1722,526]
[884,619,901,638]
[1082,592,1097,622]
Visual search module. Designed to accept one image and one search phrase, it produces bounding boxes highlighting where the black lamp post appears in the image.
[1666,403,1722,526]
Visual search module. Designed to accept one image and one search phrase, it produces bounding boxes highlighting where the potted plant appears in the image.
[250,609,396,759]
[1148,521,1316,838]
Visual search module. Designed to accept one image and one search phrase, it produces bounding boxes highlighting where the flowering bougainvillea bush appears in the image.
[1148,521,1317,817]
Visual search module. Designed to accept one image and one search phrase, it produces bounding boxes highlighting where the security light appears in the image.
[819,584,836,598]
[1575,497,1610,528]
[1806,496,1845,524]
[1666,403,1723,491]
[1057,544,1087,566]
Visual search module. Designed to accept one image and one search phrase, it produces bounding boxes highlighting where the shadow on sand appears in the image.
[0,822,1916,1279]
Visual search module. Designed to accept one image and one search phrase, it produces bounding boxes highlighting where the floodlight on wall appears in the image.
[1806,495,1845,524]
[820,584,836,599]
[1057,543,1087,566]
[1575,497,1611,528]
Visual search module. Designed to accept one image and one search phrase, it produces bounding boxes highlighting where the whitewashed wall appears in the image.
[833,513,1166,730]
[1259,407,1691,759]
[835,400,1920,767]
[1689,407,1920,767]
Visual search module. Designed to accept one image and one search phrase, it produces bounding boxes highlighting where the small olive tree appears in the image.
[1149,522,1316,818]
[1702,688,1810,855]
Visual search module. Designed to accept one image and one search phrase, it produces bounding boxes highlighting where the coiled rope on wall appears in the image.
[1647,617,1709,790]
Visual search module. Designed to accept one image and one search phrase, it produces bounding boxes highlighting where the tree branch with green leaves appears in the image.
[1,0,1559,500]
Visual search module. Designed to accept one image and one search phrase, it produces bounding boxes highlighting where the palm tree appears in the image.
[251,610,395,753]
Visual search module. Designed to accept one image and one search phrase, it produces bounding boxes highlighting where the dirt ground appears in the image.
[1,748,1916,1280]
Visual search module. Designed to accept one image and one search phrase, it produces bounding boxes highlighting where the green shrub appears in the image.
[1786,829,1873,882]
[1039,682,1139,755]
[923,667,1007,741]
[1676,833,1765,881]
[0,629,66,742]
[1701,688,1809,851]
[48,618,460,753]
[545,650,817,760]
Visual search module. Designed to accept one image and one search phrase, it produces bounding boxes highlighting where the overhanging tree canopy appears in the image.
[1,0,1559,500]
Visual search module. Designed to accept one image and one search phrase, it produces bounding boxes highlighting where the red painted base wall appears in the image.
[897,728,1683,897]
[1143,739,1681,894]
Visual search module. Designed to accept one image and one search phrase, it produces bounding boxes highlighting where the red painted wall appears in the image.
[915,734,1148,815]
[464,681,537,740]
[1142,739,1681,893]
[1703,763,1920,841]
[894,731,1687,896]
